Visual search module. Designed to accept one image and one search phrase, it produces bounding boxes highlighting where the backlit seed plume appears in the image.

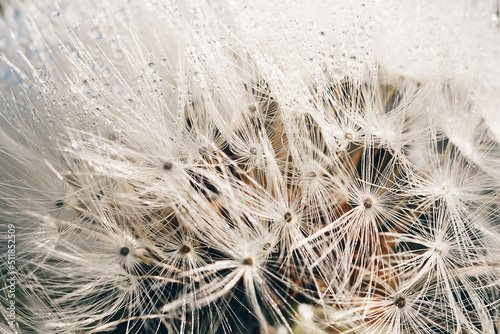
[1,0,500,333]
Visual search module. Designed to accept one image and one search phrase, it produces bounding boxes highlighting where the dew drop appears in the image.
[127,98,136,109]
[318,31,326,42]
[114,49,124,59]
[82,80,91,93]
[192,71,200,83]
[148,62,157,73]
[91,26,102,39]
[102,68,112,78]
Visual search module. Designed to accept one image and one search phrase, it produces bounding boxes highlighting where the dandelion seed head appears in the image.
[1,0,500,333]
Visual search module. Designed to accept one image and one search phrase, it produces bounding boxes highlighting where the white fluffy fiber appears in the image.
[0,0,499,333]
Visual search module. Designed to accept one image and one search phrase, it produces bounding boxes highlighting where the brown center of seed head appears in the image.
[344,132,353,140]
[179,244,192,254]
[284,212,293,222]
[163,161,173,170]
[394,296,406,308]
[199,147,209,157]
[243,257,253,266]
[363,198,373,208]
[120,247,130,256]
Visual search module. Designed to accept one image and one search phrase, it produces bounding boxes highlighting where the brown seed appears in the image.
[179,244,192,254]
[163,161,173,170]
[284,212,293,223]
[120,247,130,256]
[199,147,209,157]
[363,198,373,209]
[249,147,257,155]
[344,132,353,140]
[243,257,253,266]
[394,296,406,308]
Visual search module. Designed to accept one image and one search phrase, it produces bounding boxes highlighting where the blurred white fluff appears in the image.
[0,0,499,333]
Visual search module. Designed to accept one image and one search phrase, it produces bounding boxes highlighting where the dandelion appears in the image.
[1,0,500,333]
